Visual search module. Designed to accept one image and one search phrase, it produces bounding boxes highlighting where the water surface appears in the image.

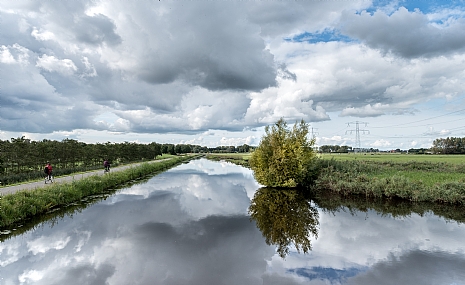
[1,158,464,285]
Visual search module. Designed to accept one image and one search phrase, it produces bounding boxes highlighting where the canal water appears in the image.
[1,158,464,285]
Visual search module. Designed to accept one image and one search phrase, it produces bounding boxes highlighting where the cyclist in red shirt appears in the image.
[44,162,53,182]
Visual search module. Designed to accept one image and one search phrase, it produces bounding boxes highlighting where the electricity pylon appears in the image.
[346,121,369,153]
[310,127,318,140]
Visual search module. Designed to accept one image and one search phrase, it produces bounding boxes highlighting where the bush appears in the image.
[249,118,316,187]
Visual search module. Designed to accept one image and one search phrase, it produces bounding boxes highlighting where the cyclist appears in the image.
[44,162,53,183]
[104,159,110,172]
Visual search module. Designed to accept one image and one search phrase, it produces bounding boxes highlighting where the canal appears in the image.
[1,158,464,284]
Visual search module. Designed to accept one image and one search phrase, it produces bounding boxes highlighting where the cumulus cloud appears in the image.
[340,104,386,117]
[347,250,465,285]
[1,0,465,148]
[370,139,392,148]
[36,55,77,76]
[340,7,465,58]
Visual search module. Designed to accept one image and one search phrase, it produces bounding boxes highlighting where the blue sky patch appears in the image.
[284,30,354,44]
[288,266,366,282]
[367,0,464,14]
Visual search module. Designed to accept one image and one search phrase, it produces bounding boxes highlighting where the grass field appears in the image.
[205,153,252,167]
[209,152,465,164]
[206,153,252,159]
[318,153,465,164]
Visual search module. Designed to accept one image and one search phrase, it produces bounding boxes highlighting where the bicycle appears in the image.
[44,164,54,184]
[44,173,54,184]
[104,160,111,174]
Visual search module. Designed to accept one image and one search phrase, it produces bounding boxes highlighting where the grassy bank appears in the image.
[205,153,251,167]
[207,153,465,204]
[0,155,197,229]
[311,158,465,204]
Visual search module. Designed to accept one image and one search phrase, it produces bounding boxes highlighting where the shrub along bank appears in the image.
[0,155,198,229]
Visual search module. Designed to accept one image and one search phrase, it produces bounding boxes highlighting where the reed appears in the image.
[0,156,197,229]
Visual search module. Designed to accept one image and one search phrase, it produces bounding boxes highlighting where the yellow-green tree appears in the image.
[249,187,319,258]
[250,118,316,187]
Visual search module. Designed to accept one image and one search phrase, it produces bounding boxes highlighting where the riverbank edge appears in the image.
[0,155,200,229]
[205,154,465,205]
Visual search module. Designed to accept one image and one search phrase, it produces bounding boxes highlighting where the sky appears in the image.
[1,0,465,150]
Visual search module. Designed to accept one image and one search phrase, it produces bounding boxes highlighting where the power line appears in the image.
[371,108,465,129]
[372,117,465,129]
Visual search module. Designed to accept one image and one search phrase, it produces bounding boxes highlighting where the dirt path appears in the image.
[0,160,167,196]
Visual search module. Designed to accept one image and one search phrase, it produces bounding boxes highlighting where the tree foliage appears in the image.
[431,137,465,154]
[248,187,319,258]
[249,118,316,187]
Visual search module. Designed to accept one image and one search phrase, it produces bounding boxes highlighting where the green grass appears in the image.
[0,155,198,229]
[319,153,465,164]
[311,158,465,204]
[205,153,252,167]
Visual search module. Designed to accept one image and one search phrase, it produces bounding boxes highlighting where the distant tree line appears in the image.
[319,137,465,154]
[407,148,430,154]
[0,137,162,176]
[159,144,254,154]
[431,137,465,154]
[0,137,255,185]
[318,145,384,153]
[318,145,352,153]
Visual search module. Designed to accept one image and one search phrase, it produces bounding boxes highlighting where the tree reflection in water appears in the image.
[248,187,319,258]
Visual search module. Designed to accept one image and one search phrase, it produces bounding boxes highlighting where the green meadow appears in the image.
[319,153,465,164]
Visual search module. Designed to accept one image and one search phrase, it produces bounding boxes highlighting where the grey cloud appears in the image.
[277,63,297,81]
[340,7,465,58]
[128,216,269,285]
[262,272,309,285]
[74,14,122,46]
[347,250,465,285]
[247,1,368,37]
[0,103,101,133]
[110,89,252,134]
[122,1,277,91]
[1,12,44,53]
[47,263,116,285]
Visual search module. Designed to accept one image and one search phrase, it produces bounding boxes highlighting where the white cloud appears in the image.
[81,56,97,77]
[27,235,72,255]
[31,27,55,41]
[36,55,77,76]
[0,241,21,267]
[340,104,386,117]
[18,270,44,283]
[370,139,392,148]
[0,45,16,64]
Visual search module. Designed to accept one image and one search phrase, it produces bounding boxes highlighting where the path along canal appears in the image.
[1,158,464,284]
